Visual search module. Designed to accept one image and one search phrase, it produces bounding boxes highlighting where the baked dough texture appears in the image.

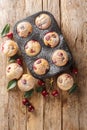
[57,73,74,91]
[25,40,41,56]
[17,21,32,37]
[2,40,18,57]
[6,63,23,80]
[35,13,51,29]
[33,58,49,75]
[52,49,68,66]
[44,32,59,48]
[18,74,37,91]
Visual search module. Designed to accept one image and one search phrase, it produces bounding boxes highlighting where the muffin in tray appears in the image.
[25,40,41,56]
[18,74,37,92]
[33,58,49,75]
[35,13,51,29]
[2,40,18,57]
[57,73,74,91]
[17,21,32,38]
[6,63,23,80]
[52,49,68,67]
[13,11,73,79]
[44,32,59,48]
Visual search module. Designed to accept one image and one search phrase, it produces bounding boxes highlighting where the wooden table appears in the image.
[0,0,87,130]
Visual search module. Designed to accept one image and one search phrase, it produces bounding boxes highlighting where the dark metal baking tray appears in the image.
[13,11,73,79]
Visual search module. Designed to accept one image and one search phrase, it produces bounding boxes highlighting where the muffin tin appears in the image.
[13,11,73,79]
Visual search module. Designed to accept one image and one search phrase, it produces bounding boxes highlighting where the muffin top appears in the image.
[33,58,49,75]
[17,21,32,38]
[57,73,74,91]
[44,32,59,48]
[52,49,68,66]
[35,13,51,29]
[6,63,23,80]
[2,40,18,57]
[25,40,41,56]
[18,74,37,92]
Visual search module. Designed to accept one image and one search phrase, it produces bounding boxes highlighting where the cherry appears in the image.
[72,68,78,75]
[30,49,35,53]
[16,58,23,66]
[51,90,59,97]
[28,105,35,112]
[22,79,26,84]
[36,59,41,64]
[38,80,45,86]
[6,32,13,39]
[41,90,49,97]
[22,98,30,106]
[45,35,50,41]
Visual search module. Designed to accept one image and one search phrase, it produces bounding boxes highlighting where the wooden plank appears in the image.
[43,1,62,130]
[0,1,28,130]
[61,0,87,129]
[0,41,8,130]
[25,1,44,130]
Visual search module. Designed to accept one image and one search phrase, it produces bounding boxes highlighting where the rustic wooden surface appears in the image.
[0,0,87,130]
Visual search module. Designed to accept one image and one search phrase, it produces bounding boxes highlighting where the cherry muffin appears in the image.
[52,49,68,66]
[17,21,32,38]
[57,73,74,91]
[2,40,18,57]
[18,74,37,91]
[25,40,41,56]
[6,63,23,80]
[35,13,51,29]
[33,58,49,75]
[44,32,59,48]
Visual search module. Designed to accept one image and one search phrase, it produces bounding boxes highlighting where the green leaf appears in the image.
[24,89,34,98]
[68,83,78,94]
[7,79,17,90]
[8,54,20,63]
[35,86,45,93]
[1,24,10,37]
[9,59,16,63]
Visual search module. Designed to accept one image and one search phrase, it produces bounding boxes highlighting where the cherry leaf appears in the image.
[1,24,10,37]
[24,89,34,98]
[7,79,17,90]
[68,83,78,94]
[35,86,45,93]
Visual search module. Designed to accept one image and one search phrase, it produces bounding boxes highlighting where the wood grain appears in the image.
[43,1,61,130]
[0,0,87,130]
[24,1,44,130]
[61,0,87,130]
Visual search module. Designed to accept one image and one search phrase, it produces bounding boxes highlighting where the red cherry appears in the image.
[38,80,45,86]
[72,68,78,75]
[16,58,23,66]
[22,98,29,106]
[6,32,13,39]
[51,90,59,97]
[28,105,35,112]
[45,35,50,41]
[41,90,49,97]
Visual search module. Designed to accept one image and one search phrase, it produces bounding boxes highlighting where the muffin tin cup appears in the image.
[13,11,73,79]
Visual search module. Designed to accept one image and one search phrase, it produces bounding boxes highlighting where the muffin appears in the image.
[52,49,68,66]
[25,40,41,56]
[18,74,37,91]
[17,21,32,38]
[35,13,51,29]
[57,73,74,91]
[6,63,23,80]
[44,32,59,48]
[33,58,49,75]
[2,40,18,57]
